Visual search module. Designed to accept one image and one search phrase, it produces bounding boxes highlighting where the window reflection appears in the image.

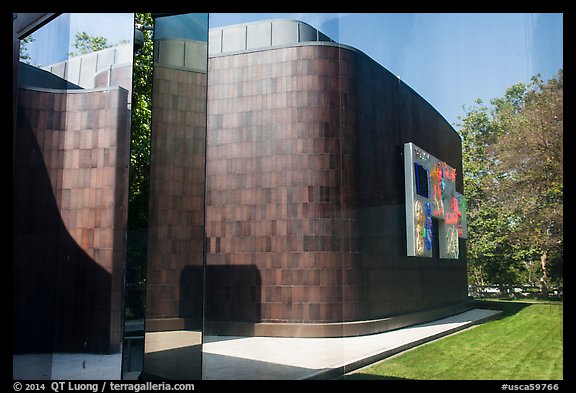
[14,12,480,381]
[202,19,350,380]
[13,13,133,380]
[141,13,208,380]
[201,14,469,379]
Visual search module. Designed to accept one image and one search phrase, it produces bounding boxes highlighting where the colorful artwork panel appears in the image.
[404,142,467,259]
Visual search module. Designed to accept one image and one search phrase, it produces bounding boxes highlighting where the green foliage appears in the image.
[466,205,521,286]
[19,35,35,63]
[69,31,113,56]
[124,13,154,320]
[129,13,154,230]
[457,70,563,290]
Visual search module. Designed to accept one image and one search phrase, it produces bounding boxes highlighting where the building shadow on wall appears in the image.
[179,265,204,331]
[13,104,115,358]
[204,264,262,336]
[140,265,261,380]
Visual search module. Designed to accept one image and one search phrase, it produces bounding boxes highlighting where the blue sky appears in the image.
[25,13,562,130]
[208,13,563,129]
[25,13,134,66]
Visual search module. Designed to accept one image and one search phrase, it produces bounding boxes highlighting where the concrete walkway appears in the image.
[13,308,501,380]
[13,353,122,380]
[202,308,501,380]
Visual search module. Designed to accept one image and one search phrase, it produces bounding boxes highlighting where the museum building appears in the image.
[144,19,471,339]
[13,14,470,380]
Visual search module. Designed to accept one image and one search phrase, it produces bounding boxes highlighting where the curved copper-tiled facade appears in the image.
[142,19,469,339]
[206,45,361,326]
[13,86,130,353]
[204,41,469,335]
[145,64,207,329]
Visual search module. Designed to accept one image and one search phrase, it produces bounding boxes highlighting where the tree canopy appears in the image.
[457,70,563,291]
[124,13,154,320]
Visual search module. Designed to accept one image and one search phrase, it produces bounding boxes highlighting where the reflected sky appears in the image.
[209,13,563,128]
[22,13,134,67]
[21,13,562,128]
[154,13,208,42]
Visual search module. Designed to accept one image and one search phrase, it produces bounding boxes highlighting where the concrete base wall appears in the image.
[205,300,475,338]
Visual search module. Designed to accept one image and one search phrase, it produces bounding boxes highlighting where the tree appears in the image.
[457,70,563,293]
[68,31,130,57]
[124,13,154,320]
[458,99,523,288]
[492,71,563,292]
[129,13,154,229]
[68,31,112,56]
[19,34,35,63]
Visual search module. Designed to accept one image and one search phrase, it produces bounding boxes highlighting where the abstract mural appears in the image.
[404,142,467,259]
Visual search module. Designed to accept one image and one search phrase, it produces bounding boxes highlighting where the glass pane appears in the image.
[202,12,519,380]
[13,13,134,380]
[100,12,560,381]
[140,13,208,380]
[203,14,347,380]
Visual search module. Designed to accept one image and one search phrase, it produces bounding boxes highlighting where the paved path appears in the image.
[202,308,501,380]
[13,353,122,380]
[13,308,501,380]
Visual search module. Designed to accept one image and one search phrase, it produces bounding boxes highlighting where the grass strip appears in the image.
[344,300,563,380]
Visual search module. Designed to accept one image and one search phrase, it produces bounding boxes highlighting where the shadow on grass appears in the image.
[473,298,562,327]
[473,299,532,320]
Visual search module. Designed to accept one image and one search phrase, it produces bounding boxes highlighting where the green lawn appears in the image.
[344,300,563,380]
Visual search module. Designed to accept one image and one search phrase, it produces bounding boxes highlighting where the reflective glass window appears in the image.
[13,13,134,380]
